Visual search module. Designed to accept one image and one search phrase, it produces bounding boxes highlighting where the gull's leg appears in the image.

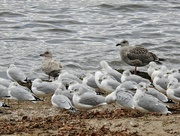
[134,66,137,75]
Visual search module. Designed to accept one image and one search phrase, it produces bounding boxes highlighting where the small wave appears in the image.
[97,4,115,9]
[113,4,151,12]
[0,11,25,17]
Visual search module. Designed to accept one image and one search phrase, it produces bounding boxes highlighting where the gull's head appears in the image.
[123,70,131,76]
[116,40,129,47]
[137,82,148,92]
[170,68,179,74]
[40,51,52,58]
[167,78,178,89]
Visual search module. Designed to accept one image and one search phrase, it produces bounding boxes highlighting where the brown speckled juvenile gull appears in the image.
[116,40,163,74]
[40,51,62,80]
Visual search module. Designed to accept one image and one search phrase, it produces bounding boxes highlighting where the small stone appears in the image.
[130,121,139,127]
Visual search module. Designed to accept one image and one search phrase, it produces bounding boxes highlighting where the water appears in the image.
[0,0,180,79]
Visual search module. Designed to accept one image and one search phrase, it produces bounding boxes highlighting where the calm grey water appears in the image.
[0,0,180,79]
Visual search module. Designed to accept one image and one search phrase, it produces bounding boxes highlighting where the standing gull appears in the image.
[116,40,163,74]
[40,51,62,80]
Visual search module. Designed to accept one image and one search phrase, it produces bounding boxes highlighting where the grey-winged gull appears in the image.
[100,60,122,83]
[105,86,134,110]
[8,82,41,103]
[72,87,106,110]
[40,51,62,80]
[116,40,163,74]
[95,70,120,94]
[7,64,29,83]
[121,69,151,85]
[82,73,99,89]
[153,73,169,93]
[167,78,180,103]
[168,68,180,82]
[31,78,58,98]
[132,82,171,114]
[51,83,76,112]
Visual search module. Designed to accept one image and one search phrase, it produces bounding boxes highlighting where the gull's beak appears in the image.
[116,43,121,46]
[40,54,44,56]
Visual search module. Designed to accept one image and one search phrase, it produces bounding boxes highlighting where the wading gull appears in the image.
[40,51,62,80]
[132,82,171,114]
[116,40,163,74]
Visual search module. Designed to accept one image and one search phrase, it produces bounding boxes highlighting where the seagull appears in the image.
[40,51,62,80]
[168,68,180,82]
[147,62,159,77]
[8,82,41,103]
[116,40,164,74]
[132,82,171,114]
[51,83,76,112]
[82,73,99,89]
[56,71,82,88]
[153,73,169,93]
[121,70,151,85]
[151,65,169,81]
[7,64,29,83]
[0,84,9,98]
[106,87,134,110]
[0,77,11,88]
[72,87,106,110]
[100,60,122,83]
[31,78,58,98]
[146,87,170,103]
[166,78,180,103]
[95,71,121,94]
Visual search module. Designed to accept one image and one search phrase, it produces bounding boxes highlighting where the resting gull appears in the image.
[106,87,134,110]
[72,87,106,110]
[82,73,99,89]
[95,71,121,94]
[40,51,62,80]
[31,78,58,98]
[167,78,180,103]
[8,82,41,103]
[100,60,122,83]
[7,64,29,83]
[51,83,76,112]
[121,70,151,85]
[116,40,163,74]
[132,82,171,114]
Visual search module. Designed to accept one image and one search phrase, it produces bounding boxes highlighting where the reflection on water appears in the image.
[0,0,180,79]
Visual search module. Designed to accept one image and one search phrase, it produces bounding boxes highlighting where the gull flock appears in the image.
[0,42,180,116]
